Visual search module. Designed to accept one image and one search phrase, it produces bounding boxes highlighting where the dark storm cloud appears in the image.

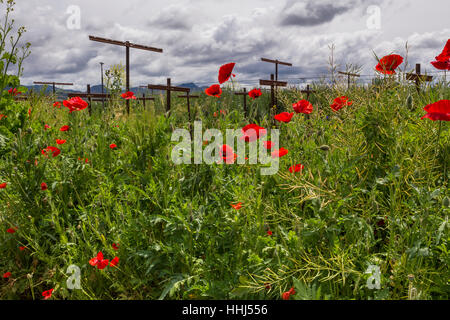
[147,4,194,30]
[23,48,98,77]
[279,0,355,27]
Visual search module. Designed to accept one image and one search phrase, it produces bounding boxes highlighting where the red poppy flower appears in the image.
[248,88,262,100]
[8,88,21,96]
[56,139,66,145]
[267,230,273,236]
[240,124,267,142]
[205,84,222,98]
[282,287,296,300]
[263,141,274,150]
[430,60,450,71]
[220,144,237,164]
[375,54,404,74]
[213,112,218,117]
[377,219,386,227]
[112,243,119,250]
[109,257,119,267]
[42,288,54,300]
[121,91,137,100]
[60,125,70,132]
[330,96,353,112]
[41,182,48,191]
[421,100,450,121]
[274,112,294,123]
[53,102,61,108]
[41,146,61,158]
[289,164,304,173]
[220,109,226,115]
[3,272,11,278]
[89,251,109,270]
[44,124,50,130]
[6,228,16,234]
[19,246,27,251]
[435,39,450,62]
[230,202,243,210]
[218,63,236,84]
[63,97,88,113]
[110,143,117,149]
[271,148,289,158]
[293,100,313,114]
[28,109,31,117]
[0,114,7,120]
[0,182,6,189]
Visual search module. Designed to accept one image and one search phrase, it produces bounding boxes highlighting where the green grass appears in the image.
[0,79,449,300]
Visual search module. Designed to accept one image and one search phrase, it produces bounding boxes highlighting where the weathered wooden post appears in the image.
[89,35,163,115]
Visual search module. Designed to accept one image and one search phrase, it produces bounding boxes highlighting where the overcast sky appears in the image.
[5,0,450,90]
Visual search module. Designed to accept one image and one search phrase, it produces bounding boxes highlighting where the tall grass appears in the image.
[0,79,448,300]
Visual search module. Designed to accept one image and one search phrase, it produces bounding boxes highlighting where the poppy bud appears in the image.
[319,145,330,151]
[443,197,449,207]
[406,95,413,110]
[27,128,33,134]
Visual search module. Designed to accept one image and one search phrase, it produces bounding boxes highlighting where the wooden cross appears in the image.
[178,92,199,124]
[68,84,110,116]
[259,74,287,112]
[33,81,73,95]
[406,63,433,93]
[89,35,163,115]
[139,93,155,108]
[261,58,292,81]
[337,71,360,89]
[178,92,199,137]
[234,88,249,117]
[300,84,315,100]
[142,78,190,114]
[90,94,155,107]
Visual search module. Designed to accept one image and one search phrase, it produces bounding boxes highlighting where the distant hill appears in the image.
[20,82,206,99]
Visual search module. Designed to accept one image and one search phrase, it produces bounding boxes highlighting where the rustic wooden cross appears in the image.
[234,88,249,117]
[260,74,288,124]
[89,35,163,115]
[67,84,110,116]
[337,71,360,89]
[300,84,316,100]
[178,92,199,123]
[139,93,155,108]
[406,63,433,93]
[261,58,293,81]
[33,81,73,96]
[91,94,154,107]
[143,78,190,114]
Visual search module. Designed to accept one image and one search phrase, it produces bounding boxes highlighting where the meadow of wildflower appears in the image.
[0,0,448,301]
[0,73,448,300]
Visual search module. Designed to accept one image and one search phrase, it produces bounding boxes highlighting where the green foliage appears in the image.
[0,76,448,300]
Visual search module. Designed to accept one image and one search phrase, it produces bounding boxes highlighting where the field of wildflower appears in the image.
[0,0,449,300]
[1,65,449,299]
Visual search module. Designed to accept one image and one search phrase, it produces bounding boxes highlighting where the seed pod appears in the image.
[444,197,450,207]
[406,95,414,110]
